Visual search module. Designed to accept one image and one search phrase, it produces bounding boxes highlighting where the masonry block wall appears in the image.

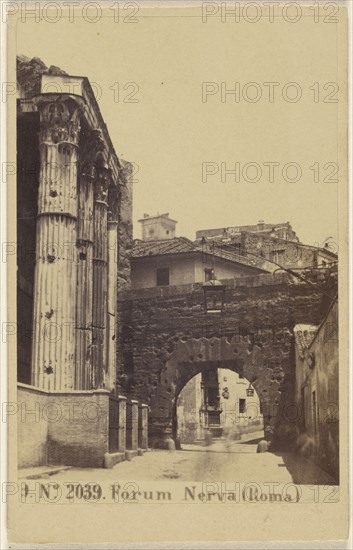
[17,385,110,468]
[117,160,133,292]
[118,271,337,449]
[116,160,133,390]
[17,385,49,468]
[47,391,109,467]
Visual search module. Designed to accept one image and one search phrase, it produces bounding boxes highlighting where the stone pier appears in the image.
[116,395,127,453]
[126,399,139,459]
[138,403,149,452]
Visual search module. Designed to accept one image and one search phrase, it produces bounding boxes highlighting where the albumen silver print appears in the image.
[2,1,350,546]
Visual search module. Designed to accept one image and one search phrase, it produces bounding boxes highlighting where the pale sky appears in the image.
[15,6,345,246]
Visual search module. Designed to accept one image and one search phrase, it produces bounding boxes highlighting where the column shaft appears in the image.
[105,220,118,391]
[31,101,80,391]
[75,172,94,389]
[92,180,108,388]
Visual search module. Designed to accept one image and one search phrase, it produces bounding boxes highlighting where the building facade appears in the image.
[294,301,339,481]
[196,221,337,271]
[131,214,270,289]
[131,215,338,291]
[177,369,264,444]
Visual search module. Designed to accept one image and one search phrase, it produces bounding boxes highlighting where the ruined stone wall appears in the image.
[118,271,337,448]
[17,55,67,98]
[116,161,133,385]
[117,160,133,292]
[239,232,316,268]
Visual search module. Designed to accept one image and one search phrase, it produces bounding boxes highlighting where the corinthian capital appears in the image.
[36,96,82,147]
[79,128,106,180]
[95,169,112,203]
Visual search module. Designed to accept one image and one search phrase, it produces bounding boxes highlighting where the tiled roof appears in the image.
[131,237,199,258]
[131,237,268,273]
[293,324,318,357]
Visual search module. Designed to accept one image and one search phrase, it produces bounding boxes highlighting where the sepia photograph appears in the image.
[2,1,350,546]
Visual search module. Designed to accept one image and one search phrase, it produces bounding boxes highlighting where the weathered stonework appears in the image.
[118,271,337,449]
[17,384,110,468]
[16,57,137,468]
[117,160,133,292]
[17,55,68,98]
[17,56,131,394]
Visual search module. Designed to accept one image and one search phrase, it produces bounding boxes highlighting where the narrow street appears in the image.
[21,432,336,485]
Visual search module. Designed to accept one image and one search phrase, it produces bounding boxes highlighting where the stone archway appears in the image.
[148,335,283,448]
[119,271,335,453]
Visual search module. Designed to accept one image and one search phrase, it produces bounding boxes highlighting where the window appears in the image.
[207,388,218,406]
[204,267,214,282]
[156,267,169,286]
[239,398,246,414]
[270,249,285,264]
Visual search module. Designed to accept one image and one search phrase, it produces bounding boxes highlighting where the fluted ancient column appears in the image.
[75,162,94,389]
[105,215,118,391]
[92,169,110,388]
[104,183,119,391]
[75,131,105,390]
[31,97,81,390]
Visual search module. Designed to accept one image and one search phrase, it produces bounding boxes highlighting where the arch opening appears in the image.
[175,368,264,447]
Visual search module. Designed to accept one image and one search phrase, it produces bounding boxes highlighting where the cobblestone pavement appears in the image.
[21,431,336,485]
